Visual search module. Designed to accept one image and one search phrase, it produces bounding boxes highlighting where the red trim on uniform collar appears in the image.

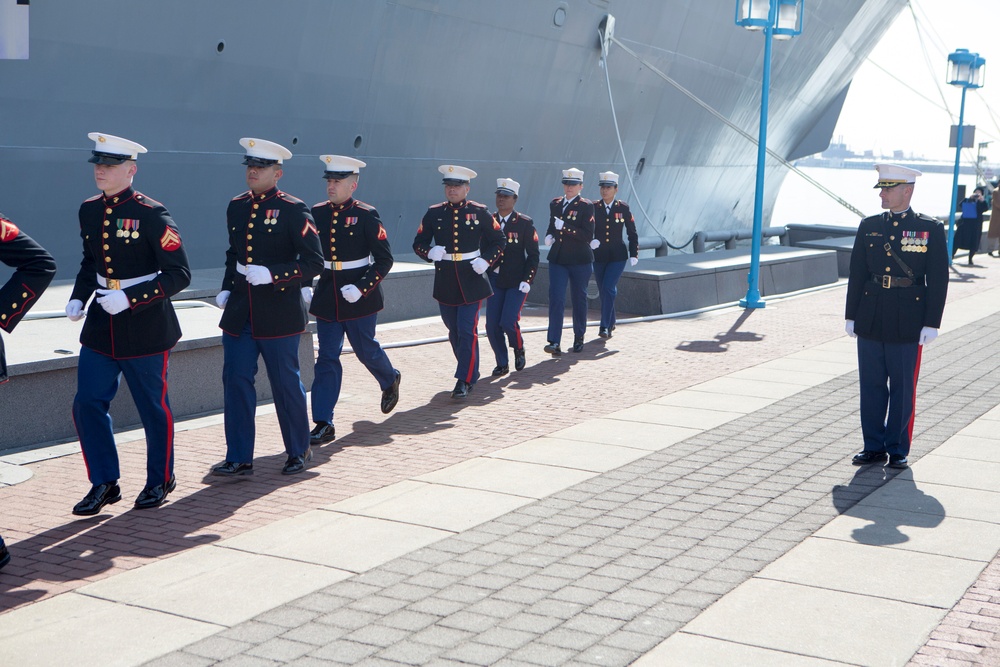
[252,186,280,202]
[448,200,467,209]
[331,197,354,212]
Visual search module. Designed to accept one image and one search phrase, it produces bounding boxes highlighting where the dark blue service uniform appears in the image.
[592,199,638,332]
[845,208,948,458]
[70,187,191,488]
[414,199,505,385]
[219,186,323,463]
[486,211,539,367]
[309,197,396,424]
[546,195,595,345]
[0,217,56,383]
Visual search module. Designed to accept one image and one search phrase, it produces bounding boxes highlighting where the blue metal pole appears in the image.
[947,85,968,266]
[741,5,776,309]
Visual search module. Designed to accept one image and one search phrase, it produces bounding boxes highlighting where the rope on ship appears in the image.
[604,33,866,221]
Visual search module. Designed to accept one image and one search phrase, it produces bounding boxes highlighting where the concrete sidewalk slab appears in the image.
[77,546,350,626]
[930,434,1000,463]
[857,479,1000,524]
[0,593,220,667]
[606,403,745,429]
[413,457,597,498]
[487,437,653,470]
[323,480,534,532]
[725,365,842,386]
[648,389,778,413]
[679,578,944,666]
[634,631,851,666]
[546,418,701,449]
[910,454,1000,493]
[756,536,984,608]
[219,511,453,572]
[685,376,807,400]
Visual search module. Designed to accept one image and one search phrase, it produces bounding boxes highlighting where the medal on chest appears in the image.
[900,230,929,252]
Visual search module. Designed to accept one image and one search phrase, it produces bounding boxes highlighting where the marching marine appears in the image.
[213,138,324,476]
[306,155,400,445]
[0,214,56,567]
[845,164,948,469]
[485,178,538,376]
[65,133,191,514]
[413,165,505,398]
[592,171,639,339]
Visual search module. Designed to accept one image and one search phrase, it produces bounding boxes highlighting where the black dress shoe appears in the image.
[492,365,509,377]
[134,476,177,510]
[282,447,313,475]
[888,454,909,469]
[571,336,584,353]
[514,347,526,371]
[544,342,561,357]
[598,327,610,339]
[381,369,401,414]
[451,380,472,399]
[72,482,122,516]
[309,422,336,445]
[211,461,254,477]
[0,536,10,570]
[851,451,887,466]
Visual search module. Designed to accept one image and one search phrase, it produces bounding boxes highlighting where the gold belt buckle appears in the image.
[881,275,891,289]
[332,261,342,270]
[451,252,463,261]
[107,278,121,290]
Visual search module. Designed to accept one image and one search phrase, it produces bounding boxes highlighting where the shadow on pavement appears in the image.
[675,309,763,353]
[831,466,944,546]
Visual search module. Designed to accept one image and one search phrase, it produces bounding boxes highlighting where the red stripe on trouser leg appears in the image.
[465,302,481,383]
[160,351,174,483]
[514,293,527,348]
[907,344,923,443]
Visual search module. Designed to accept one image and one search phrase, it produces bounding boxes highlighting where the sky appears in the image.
[831,0,1000,163]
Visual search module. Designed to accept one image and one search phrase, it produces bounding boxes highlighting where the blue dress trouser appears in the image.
[311,314,395,424]
[593,259,627,330]
[222,322,309,463]
[73,346,174,487]
[486,273,527,367]
[857,336,922,457]
[547,262,592,344]
[439,301,481,384]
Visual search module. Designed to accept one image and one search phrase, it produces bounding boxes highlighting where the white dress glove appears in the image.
[470,257,489,275]
[427,246,447,262]
[845,319,856,338]
[630,257,639,267]
[245,265,273,285]
[544,235,554,247]
[341,284,362,303]
[301,286,313,305]
[919,326,938,346]
[589,239,600,250]
[553,217,564,230]
[216,290,231,309]
[519,282,531,294]
[65,299,85,322]
[95,289,130,315]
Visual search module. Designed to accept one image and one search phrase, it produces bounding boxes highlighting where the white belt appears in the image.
[97,272,158,290]
[445,249,481,261]
[324,257,372,271]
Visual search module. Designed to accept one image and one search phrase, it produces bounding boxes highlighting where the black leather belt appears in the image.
[871,273,922,288]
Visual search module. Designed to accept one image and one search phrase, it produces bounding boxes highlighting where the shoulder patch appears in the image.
[492,220,501,231]
[302,219,318,237]
[0,217,20,242]
[533,230,539,242]
[160,226,182,251]
[377,224,388,240]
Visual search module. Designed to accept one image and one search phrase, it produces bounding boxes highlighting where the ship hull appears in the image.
[0,0,906,277]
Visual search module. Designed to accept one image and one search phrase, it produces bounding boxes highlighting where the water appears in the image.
[771,166,982,228]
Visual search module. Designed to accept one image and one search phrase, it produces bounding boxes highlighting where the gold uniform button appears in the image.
[249,223,254,229]
[104,220,110,226]
[143,294,148,298]
[1,315,5,320]
[22,292,27,298]
[132,298,137,303]
[247,234,253,240]
[330,246,336,251]
[333,212,338,218]
[331,255,337,260]
[105,256,111,262]
[103,244,109,250]
[885,266,891,272]
[107,268,114,274]
[103,232,109,239]
[284,272,289,277]
[11,303,16,308]
[251,214,257,219]
[253,204,259,209]
[247,246,253,251]
[106,208,113,214]
[893,221,899,227]
[154,289,159,294]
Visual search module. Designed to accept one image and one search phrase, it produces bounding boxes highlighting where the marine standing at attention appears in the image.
[306,155,400,446]
[0,215,56,567]
[845,164,948,469]
[485,178,538,376]
[213,138,323,477]
[65,133,191,515]
[544,167,595,355]
[592,171,638,339]
[413,165,505,399]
